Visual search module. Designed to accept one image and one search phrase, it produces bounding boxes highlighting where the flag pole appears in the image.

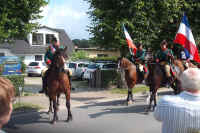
[122,23,135,62]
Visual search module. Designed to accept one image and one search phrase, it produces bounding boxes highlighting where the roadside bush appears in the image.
[20,56,26,73]
[90,56,118,63]
[70,50,89,61]
[1,75,25,96]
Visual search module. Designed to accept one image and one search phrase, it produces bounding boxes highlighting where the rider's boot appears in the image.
[39,71,48,94]
[39,76,47,93]
[166,77,172,88]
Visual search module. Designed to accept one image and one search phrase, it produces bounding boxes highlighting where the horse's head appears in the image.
[117,57,132,70]
[51,46,68,69]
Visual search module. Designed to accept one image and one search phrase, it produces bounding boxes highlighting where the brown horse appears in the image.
[117,57,145,105]
[146,59,185,112]
[47,46,72,124]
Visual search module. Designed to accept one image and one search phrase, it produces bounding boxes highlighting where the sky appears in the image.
[39,0,91,40]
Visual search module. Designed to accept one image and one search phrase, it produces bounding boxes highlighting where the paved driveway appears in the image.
[5,76,171,133]
[5,94,162,133]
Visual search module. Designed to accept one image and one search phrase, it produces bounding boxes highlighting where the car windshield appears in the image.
[88,64,99,69]
[78,63,88,67]
[29,62,39,66]
[102,64,117,69]
[69,63,76,68]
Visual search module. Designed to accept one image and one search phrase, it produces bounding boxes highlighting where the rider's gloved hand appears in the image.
[46,59,51,65]
[156,59,159,63]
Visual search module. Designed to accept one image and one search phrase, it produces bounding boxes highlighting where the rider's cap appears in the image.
[160,40,168,46]
[180,68,200,90]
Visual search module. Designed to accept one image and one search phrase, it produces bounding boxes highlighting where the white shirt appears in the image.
[154,91,200,133]
[0,130,6,133]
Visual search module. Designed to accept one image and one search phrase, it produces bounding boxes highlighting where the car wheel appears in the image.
[28,73,32,77]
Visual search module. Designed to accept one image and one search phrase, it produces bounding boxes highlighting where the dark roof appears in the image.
[0,26,74,55]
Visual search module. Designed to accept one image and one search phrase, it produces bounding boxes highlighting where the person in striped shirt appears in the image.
[154,68,200,133]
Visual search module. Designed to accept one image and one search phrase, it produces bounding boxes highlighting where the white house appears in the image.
[0,26,74,65]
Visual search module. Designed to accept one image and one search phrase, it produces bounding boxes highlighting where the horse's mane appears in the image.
[50,48,65,70]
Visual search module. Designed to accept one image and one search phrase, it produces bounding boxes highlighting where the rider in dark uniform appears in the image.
[155,40,174,87]
[134,43,148,83]
[39,37,72,94]
[39,37,59,93]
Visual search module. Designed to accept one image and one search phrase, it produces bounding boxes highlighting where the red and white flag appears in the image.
[174,14,200,63]
[123,25,137,54]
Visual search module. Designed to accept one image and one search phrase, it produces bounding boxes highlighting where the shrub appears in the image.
[1,75,25,96]
[90,56,118,63]
[70,50,89,61]
[101,69,118,88]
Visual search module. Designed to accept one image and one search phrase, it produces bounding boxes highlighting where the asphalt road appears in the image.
[4,96,162,133]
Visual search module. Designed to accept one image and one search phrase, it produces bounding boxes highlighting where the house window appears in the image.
[97,54,108,57]
[32,33,43,45]
[35,55,43,61]
[46,34,55,44]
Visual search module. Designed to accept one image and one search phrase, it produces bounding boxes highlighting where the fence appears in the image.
[88,69,118,88]
[89,69,101,88]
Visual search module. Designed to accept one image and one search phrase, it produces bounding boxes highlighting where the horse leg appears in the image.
[48,97,53,114]
[66,92,72,122]
[153,91,157,111]
[51,97,58,124]
[146,85,154,113]
[127,88,133,105]
[57,93,60,106]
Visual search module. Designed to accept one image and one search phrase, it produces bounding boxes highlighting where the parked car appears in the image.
[26,61,47,77]
[65,61,90,79]
[83,63,100,80]
[100,63,117,70]
[0,56,22,75]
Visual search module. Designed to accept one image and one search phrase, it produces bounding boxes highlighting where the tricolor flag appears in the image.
[123,25,137,55]
[174,14,200,63]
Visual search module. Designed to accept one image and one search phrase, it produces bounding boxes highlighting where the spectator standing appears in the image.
[0,77,15,133]
[154,68,200,133]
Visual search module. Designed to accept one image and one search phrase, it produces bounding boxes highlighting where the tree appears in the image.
[72,39,97,48]
[0,0,48,42]
[85,0,200,55]
[70,51,89,61]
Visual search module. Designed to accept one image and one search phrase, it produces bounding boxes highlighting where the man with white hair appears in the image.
[154,68,200,133]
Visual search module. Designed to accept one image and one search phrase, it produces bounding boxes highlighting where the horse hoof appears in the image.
[144,108,149,114]
[48,110,53,114]
[144,111,149,115]
[51,120,56,124]
[66,117,73,122]
[128,101,133,105]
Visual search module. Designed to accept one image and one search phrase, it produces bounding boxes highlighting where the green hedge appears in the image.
[1,75,25,96]
[101,70,119,88]
[90,56,118,62]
